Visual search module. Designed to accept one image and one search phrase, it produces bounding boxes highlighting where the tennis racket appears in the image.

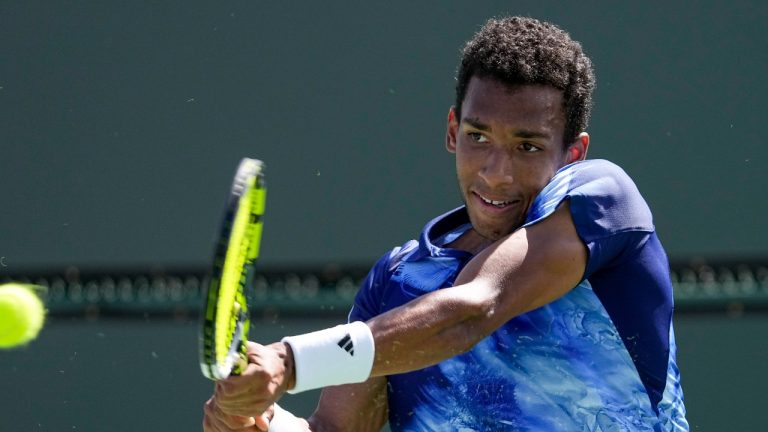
[199,158,266,380]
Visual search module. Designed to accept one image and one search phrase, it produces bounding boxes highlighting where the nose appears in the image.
[478,151,515,188]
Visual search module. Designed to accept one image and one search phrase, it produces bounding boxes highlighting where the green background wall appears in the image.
[1,1,766,270]
[2,1,767,430]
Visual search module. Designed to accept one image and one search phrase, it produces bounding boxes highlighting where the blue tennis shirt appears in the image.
[349,159,688,431]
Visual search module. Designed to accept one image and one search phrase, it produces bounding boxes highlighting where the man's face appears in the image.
[446,76,587,241]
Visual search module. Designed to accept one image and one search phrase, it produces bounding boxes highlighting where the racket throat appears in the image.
[227,303,249,375]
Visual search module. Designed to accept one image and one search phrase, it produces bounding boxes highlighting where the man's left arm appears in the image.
[366,201,587,375]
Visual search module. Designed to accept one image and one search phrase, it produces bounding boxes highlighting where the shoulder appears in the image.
[363,240,420,285]
[526,159,654,237]
[564,159,643,201]
[530,160,638,211]
[348,234,423,322]
[349,208,471,321]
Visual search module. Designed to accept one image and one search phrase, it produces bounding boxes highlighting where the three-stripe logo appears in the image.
[337,333,354,356]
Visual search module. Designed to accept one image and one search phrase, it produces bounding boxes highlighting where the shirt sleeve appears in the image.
[523,159,655,279]
[348,240,418,322]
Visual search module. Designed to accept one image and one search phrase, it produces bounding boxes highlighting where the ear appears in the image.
[565,132,590,163]
[446,107,459,153]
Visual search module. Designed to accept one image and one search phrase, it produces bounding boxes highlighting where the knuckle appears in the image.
[202,416,213,431]
[204,400,216,415]
[246,341,260,351]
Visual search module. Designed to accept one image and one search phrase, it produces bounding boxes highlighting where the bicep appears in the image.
[308,376,388,432]
[455,202,587,329]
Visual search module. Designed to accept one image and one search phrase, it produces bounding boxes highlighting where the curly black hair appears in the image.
[455,16,595,143]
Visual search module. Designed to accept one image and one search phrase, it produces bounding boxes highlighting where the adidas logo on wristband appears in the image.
[337,333,354,356]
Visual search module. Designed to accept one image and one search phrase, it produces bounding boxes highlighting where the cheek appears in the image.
[519,164,556,192]
[453,157,471,190]
[455,147,481,176]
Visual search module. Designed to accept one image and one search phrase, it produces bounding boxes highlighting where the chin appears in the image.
[469,215,520,240]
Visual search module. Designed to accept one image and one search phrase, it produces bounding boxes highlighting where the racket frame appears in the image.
[199,158,266,381]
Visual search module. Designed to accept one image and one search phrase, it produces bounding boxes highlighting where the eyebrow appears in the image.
[462,117,492,132]
[462,117,552,139]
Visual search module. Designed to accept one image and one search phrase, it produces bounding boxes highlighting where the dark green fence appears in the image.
[4,261,768,317]
[2,262,768,431]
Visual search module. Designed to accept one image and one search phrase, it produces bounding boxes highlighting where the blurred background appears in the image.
[1,1,766,430]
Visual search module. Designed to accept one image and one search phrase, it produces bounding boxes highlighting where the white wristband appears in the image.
[282,321,375,394]
[267,403,300,432]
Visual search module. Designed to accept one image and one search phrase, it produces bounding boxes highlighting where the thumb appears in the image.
[254,413,270,431]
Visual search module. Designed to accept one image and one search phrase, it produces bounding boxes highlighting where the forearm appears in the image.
[366,279,500,376]
[307,378,388,432]
[280,284,502,394]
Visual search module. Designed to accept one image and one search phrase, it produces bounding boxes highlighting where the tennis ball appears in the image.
[0,283,46,349]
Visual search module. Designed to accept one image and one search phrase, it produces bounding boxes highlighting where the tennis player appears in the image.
[204,16,688,431]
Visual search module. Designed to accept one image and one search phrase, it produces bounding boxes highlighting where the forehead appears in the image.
[460,76,565,133]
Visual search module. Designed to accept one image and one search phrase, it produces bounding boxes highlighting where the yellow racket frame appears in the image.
[200,158,266,380]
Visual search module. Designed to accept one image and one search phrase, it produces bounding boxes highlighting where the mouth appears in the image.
[475,192,518,209]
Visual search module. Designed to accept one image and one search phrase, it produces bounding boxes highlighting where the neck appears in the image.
[445,229,494,255]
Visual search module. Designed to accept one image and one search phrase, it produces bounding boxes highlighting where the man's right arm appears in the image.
[307,376,389,432]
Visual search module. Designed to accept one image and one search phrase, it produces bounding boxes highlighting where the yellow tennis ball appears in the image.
[0,283,46,349]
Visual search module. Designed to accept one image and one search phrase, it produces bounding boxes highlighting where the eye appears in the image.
[468,132,489,143]
[520,142,541,152]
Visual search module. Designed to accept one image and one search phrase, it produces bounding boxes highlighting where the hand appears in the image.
[216,341,295,418]
[202,395,272,432]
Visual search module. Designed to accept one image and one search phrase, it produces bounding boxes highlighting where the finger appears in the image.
[203,400,225,432]
[217,401,270,419]
[214,388,263,417]
[220,414,256,430]
[205,413,247,432]
[205,396,258,431]
[203,397,218,421]
[204,398,233,432]
[214,398,259,428]
[218,368,263,397]
[204,414,236,432]
[202,414,217,432]
[253,405,274,432]
[253,414,270,432]
[217,371,276,411]
[245,341,262,355]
